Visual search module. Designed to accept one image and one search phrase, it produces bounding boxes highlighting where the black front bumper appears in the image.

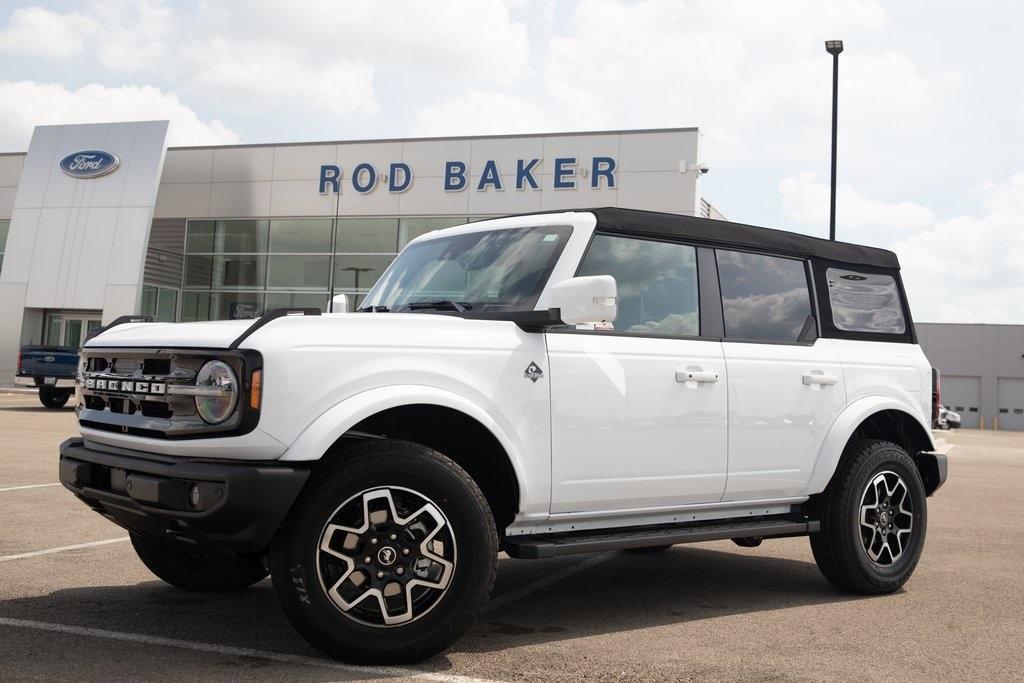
[59,437,309,555]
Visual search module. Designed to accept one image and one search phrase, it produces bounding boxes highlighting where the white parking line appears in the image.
[482,551,615,614]
[0,617,501,682]
[0,483,61,493]
[0,537,130,563]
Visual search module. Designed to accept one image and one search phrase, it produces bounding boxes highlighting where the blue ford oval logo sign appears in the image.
[59,150,120,179]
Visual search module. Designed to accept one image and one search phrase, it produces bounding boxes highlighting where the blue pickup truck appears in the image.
[16,346,80,408]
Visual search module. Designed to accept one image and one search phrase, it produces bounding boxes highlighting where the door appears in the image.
[997,378,1024,431]
[44,311,103,348]
[547,233,728,513]
[942,376,980,428]
[715,249,847,501]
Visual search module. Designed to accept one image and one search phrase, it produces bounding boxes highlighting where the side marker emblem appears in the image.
[524,362,544,383]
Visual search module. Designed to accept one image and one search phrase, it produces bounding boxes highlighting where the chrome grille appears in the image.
[77,349,251,437]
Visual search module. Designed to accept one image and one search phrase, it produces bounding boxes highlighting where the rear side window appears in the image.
[826,267,906,334]
[716,250,813,342]
[578,233,699,337]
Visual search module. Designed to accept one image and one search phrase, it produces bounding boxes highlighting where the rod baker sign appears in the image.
[318,156,617,195]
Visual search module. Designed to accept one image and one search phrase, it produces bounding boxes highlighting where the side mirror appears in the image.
[549,275,617,325]
[329,294,349,313]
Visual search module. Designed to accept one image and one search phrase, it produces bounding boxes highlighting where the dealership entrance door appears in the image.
[43,311,103,348]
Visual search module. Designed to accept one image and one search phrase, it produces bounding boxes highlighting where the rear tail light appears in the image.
[931,367,941,427]
[16,350,22,374]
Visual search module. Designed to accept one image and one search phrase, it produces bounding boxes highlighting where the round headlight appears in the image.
[195,360,238,424]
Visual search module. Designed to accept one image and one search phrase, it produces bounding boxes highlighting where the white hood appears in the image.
[84,319,256,349]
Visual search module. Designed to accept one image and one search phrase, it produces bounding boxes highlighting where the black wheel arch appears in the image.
[318,404,521,534]
[843,409,943,496]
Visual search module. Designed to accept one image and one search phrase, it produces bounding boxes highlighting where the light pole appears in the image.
[825,40,843,241]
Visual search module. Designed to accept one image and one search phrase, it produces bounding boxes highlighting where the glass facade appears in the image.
[178,216,475,321]
[141,284,179,322]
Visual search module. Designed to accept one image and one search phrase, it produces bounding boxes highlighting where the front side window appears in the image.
[826,267,906,334]
[362,225,572,312]
[577,233,700,336]
[717,250,812,342]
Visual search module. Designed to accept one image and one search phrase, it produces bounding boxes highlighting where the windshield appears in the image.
[361,225,573,312]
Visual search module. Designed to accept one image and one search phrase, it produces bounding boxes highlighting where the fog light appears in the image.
[188,484,201,509]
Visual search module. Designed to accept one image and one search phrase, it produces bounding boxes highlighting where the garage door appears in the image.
[997,379,1024,431]
[942,375,981,429]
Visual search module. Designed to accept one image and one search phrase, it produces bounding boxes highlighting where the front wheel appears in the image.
[130,532,268,592]
[39,387,71,409]
[271,440,498,664]
[810,440,927,594]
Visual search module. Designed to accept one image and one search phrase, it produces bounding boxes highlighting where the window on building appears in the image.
[717,250,812,342]
[577,234,700,337]
[825,267,906,334]
[0,219,9,273]
[182,216,480,321]
[398,217,468,249]
[141,285,178,322]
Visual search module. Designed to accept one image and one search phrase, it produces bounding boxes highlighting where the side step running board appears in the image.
[504,516,820,559]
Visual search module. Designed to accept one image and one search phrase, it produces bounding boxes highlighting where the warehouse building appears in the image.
[917,323,1024,431]
[0,121,715,384]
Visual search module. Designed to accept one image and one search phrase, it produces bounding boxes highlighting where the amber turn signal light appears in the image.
[249,369,262,410]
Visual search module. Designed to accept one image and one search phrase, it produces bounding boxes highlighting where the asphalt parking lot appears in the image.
[2,391,1023,681]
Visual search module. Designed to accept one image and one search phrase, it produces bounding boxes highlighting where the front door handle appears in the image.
[676,370,719,384]
[802,372,838,386]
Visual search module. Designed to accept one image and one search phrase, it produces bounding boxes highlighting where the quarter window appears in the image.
[577,234,700,337]
[716,250,812,342]
[826,267,906,334]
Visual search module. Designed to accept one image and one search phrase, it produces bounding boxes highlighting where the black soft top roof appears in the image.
[575,207,900,270]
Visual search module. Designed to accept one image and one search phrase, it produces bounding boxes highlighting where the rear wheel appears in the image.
[810,440,927,594]
[39,387,71,409]
[130,532,268,592]
[271,440,498,664]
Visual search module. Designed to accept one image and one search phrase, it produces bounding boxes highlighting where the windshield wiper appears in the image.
[355,305,390,312]
[398,300,473,313]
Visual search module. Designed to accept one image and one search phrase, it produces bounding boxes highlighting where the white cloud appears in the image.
[87,0,173,73]
[0,81,239,150]
[231,0,532,83]
[0,6,96,58]
[780,171,1024,323]
[413,91,549,137]
[181,40,377,115]
[780,171,936,242]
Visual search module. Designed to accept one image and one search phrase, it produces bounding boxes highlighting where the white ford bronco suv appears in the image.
[60,208,946,663]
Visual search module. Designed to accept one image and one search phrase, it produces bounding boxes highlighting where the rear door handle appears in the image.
[676,370,719,384]
[802,372,838,386]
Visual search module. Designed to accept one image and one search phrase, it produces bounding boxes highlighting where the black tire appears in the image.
[625,544,673,554]
[39,387,71,409]
[130,532,268,592]
[271,440,498,664]
[810,440,927,594]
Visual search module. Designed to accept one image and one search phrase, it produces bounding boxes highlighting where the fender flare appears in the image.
[278,383,530,502]
[804,396,936,496]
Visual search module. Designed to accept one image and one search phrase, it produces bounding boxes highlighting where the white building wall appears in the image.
[154,128,702,220]
[0,121,168,383]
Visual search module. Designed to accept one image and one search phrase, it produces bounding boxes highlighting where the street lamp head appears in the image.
[825,40,844,55]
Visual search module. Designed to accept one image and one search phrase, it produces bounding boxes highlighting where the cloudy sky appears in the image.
[0,0,1021,323]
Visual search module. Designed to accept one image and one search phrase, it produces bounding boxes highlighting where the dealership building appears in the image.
[0,121,716,385]
[0,120,1021,430]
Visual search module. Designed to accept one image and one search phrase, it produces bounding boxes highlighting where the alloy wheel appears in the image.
[316,486,457,627]
[859,470,913,566]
